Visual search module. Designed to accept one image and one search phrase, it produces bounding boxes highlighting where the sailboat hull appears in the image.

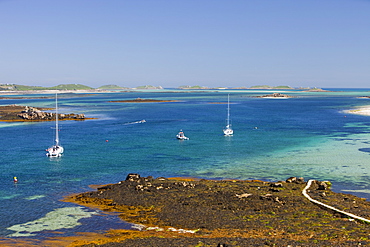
[46,146,64,157]
[223,128,233,136]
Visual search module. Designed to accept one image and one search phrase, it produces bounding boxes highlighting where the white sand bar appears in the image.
[343,106,370,116]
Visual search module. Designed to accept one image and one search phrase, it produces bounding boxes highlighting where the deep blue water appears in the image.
[1,89,370,240]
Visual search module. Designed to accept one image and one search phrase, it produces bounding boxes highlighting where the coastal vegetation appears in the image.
[0,83,93,91]
[0,84,46,91]
[47,84,93,90]
[97,84,130,90]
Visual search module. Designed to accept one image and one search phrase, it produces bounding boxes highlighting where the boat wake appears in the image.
[123,120,146,125]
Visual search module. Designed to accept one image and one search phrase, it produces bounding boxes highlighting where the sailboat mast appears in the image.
[226,94,230,127]
[55,93,59,146]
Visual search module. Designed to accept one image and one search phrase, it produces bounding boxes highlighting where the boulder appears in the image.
[286,177,305,184]
[286,177,297,183]
[270,182,283,187]
[317,181,329,190]
[126,173,140,181]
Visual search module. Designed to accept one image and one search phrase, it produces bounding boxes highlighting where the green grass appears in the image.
[0,83,93,91]
[97,84,129,89]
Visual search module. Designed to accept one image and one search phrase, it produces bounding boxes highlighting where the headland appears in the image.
[59,174,370,246]
[0,104,94,122]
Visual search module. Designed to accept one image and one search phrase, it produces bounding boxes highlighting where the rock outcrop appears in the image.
[256,93,294,98]
[65,174,370,246]
[17,106,85,120]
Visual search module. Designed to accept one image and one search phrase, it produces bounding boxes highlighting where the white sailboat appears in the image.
[223,94,233,136]
[46,94,64,157]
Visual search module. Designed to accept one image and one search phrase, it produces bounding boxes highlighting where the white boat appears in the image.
[223,94,234,136]
[46,94,64,157]
[123,119,146,125]
[176,130,189,140]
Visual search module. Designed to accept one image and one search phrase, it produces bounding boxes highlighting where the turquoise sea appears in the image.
[1,88,370,241]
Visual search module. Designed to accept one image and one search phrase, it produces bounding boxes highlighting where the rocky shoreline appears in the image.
[0,104,93,121]
[64,174,370,246]
[255,93,295,98]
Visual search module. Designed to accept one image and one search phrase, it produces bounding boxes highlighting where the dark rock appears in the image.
[16,105,85,121]
[269,188,281,192]
[126,173,140,181]
[270,182,283,187]
[285,177,305,184]
[286,177,297,183]
[256,93,294,98]
[317,181,328,190]
[260,194,273,200]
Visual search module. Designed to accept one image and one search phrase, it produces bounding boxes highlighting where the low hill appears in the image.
[47,84,93,90]
[0,84,46,91]
[249,85,294,89]
[97,84,130,90]
[0,83,93,91]
[178,85,209,89]
[134,85,163,90]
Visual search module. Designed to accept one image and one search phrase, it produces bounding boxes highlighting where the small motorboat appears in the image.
[176,130,189,140]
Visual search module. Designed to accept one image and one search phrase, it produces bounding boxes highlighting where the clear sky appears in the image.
[1,0,369,88]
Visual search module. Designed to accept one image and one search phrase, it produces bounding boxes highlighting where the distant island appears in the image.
[247,85,294,89]
[0,83,163,92]
[132,85,163,90]
[255,93,295,98]
[0,83,94,91]
[303,87,331,92]
[97,84,131,90]
[0,83,327,92]
[178,85,329,91]
[178,85,210,89]
[178,85,296,90]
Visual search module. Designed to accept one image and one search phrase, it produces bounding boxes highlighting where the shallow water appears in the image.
[1,88,370,239]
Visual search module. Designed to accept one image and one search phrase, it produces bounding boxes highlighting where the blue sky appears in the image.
[1,0,369,88]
